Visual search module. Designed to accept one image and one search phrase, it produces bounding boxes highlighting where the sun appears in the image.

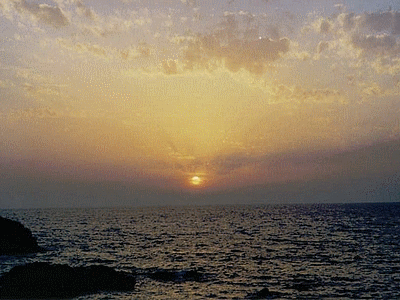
[190,176,202,186]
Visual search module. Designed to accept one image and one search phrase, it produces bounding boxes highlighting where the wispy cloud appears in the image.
[57,38,108,58]
[74,0,97,21]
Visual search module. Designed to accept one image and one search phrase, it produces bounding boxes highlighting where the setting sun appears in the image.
[190,176,202,186]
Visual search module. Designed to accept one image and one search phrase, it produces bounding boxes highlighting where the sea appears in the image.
[1,203,400,299]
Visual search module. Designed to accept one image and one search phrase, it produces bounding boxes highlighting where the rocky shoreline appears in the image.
[0,216,280,299]
[0,216,43,255]
[0,262,136,299]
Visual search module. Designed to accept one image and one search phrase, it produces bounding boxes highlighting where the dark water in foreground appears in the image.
[1,203,400,299]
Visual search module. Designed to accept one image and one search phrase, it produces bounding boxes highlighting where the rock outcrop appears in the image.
[0,216,43,255]
[0,262,136,299]
[246,287,282,299]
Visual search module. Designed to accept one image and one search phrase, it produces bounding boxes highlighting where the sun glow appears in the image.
[190,176,202,186]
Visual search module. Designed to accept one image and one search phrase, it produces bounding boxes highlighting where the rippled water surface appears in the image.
[1,203,400,299]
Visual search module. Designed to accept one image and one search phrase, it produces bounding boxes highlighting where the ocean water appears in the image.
[1,203,400,299]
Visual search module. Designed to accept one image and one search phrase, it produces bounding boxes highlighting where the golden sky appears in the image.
[1,0,399,207]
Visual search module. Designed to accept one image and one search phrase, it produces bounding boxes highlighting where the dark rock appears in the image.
[0,262,136,299]
[0,217,43,255]
[246,287,281,299]
[292,281,313,291]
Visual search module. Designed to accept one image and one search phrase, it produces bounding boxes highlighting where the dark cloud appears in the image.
[210,151,317,177]
[351,33,398,55]
[323,10,400,60]
[266,26,280,40]
[394,12,400,34]
[363,11,400,34]
[210,152,306,176]
[319,19,332,34]
[211,153,255,175]
[210,139,400,180]
[338,10,400,35]
[320,139,400,177]
[13,0,69,27]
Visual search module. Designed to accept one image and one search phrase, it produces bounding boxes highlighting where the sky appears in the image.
[0,0,399,208]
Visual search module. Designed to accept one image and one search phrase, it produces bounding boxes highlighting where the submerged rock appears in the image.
[0,217,43,255]
[0,262,136,299]
[288,275,321,292]
[246,287,282,299]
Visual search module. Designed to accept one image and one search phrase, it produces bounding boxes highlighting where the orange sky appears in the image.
[0,0,399,207]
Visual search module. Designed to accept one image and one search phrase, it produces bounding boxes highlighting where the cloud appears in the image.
[371,57,400,75]
[0,78,15,89]
[162,59,178,75]
[57,38,107,58]
[209,138,400,182]
[120,43,151,61]
[70,5,142,37]
[74,0,96,21]
[13,67,69,100]
[152,13,291,75]
[317,41,329,53]
[16,67,52,83]
[268,84,345,105]
[362,11,400,34]
[350,33,398,55]
[339,11,400,56]
[209,150,319,178]
[12,0,69,27]
[360,82,385,97]
[183,33,290,75]
[314,18,332,34]
[181,0,197,7]
[358,81,400,98]
[211,153,255,175]
[306,9,400,78]
[335,11,400,33]
[22,82,64,98]
[320,139,400,175]
[8,107,59,121]
[337,12,357,32]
